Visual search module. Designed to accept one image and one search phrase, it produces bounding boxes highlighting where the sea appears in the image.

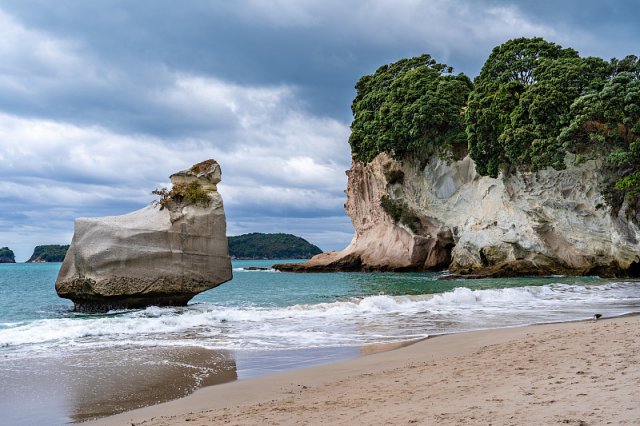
[1,260,640,424]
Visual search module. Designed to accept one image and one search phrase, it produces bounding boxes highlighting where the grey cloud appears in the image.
[0,0,638,257]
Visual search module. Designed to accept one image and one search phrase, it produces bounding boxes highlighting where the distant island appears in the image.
[228,233,322,259]
[0,247,16,263]
[27,245,70,263]
[12,233,321,264]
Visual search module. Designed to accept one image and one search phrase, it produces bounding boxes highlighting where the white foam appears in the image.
[1,282,639,356]
[233,267,278,273]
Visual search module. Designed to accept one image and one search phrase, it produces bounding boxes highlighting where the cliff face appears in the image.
[56,160,232,311]
[276,153,640,277]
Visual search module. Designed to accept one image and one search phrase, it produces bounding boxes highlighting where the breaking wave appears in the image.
[1,282,639,356]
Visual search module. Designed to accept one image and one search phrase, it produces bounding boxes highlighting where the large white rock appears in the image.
[276,153,640,277]
[56,160,232,311]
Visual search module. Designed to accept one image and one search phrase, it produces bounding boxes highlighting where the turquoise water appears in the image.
[1,261,639,352]
[1,261,640,424]
[0,263,72,323]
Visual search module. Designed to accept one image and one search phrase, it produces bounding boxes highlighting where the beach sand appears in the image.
[89,316,640,425]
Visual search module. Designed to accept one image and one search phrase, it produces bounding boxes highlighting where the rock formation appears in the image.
[275,153,640,277]
[27,245,70,263]
[0,247,16,263]
[56,159,232,311]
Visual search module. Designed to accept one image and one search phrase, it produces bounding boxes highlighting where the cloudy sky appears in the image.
[1,0,638,261]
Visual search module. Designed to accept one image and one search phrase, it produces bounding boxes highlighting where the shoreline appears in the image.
[88,314,640,425]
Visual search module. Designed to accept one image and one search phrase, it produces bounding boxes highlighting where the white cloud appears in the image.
[233,0,560,56]
[0,67,351,260]
[4,0,628,264]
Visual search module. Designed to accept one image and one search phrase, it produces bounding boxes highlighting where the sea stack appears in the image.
[56,159,232,312]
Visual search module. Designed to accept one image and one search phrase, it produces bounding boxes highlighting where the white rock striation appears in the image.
[276,153,640,277]
[56,160,232,311]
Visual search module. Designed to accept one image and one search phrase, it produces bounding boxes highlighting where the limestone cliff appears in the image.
[275,153,640,277]
[56,159,232,311]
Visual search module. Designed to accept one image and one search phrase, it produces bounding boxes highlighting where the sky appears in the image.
[1,0,639,261]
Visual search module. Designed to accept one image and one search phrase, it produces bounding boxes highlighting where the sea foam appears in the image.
[1,282,639,356]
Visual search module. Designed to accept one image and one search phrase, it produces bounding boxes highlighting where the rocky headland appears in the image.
[275,153,640,276]
[0,247,16,263]
[275,38,640,277]
[56,159,232,312]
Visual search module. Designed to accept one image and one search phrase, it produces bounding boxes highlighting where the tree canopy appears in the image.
[349,54,472,163]
[558,55,640,208]
[348,38,640,214]
[465,37,589,176]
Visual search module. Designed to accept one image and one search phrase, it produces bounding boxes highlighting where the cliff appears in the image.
[275,153,640,277]
[276,39,640,277]
[0,247,16,263]
[27,245,69,263]
[56,159,232,311]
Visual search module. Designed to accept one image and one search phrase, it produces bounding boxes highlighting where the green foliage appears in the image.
[558,56,640,210]
[152,181,210,210]
[500,56,610,171]
[466,37,588,176]
[615,171,640,196]
[227,233,322,259]
[380,195,402,221]
[384,169,405,185]
[349,54,472,163]
[28,245,69,262]
[350,38,639,213]
[380,196,421,233]
[0,246,15,263]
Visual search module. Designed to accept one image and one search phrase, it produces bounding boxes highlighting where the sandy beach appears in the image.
[89,315,640,425]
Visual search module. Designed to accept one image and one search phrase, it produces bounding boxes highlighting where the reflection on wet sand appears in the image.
[0,346,237,424]
[69,346,237,422]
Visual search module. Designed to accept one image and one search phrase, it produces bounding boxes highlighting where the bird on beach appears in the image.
[593,314,602,321]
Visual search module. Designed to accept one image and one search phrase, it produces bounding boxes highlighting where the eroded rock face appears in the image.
[275,153,640,277]
[56,160,232,311]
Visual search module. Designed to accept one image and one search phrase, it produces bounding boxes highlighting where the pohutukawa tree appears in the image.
[349,38,640,217]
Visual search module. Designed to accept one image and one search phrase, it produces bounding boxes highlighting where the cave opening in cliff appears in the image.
[426,240,454,271]
[628,261,640,277]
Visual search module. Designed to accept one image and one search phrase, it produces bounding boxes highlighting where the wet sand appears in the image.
[0,346,237,424]
[90,316,640,425]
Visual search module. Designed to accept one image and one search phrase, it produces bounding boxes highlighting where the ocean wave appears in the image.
[1,282,639,354]
[233,267,278,273]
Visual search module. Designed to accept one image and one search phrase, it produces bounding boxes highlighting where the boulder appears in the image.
[56,159,232,312]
